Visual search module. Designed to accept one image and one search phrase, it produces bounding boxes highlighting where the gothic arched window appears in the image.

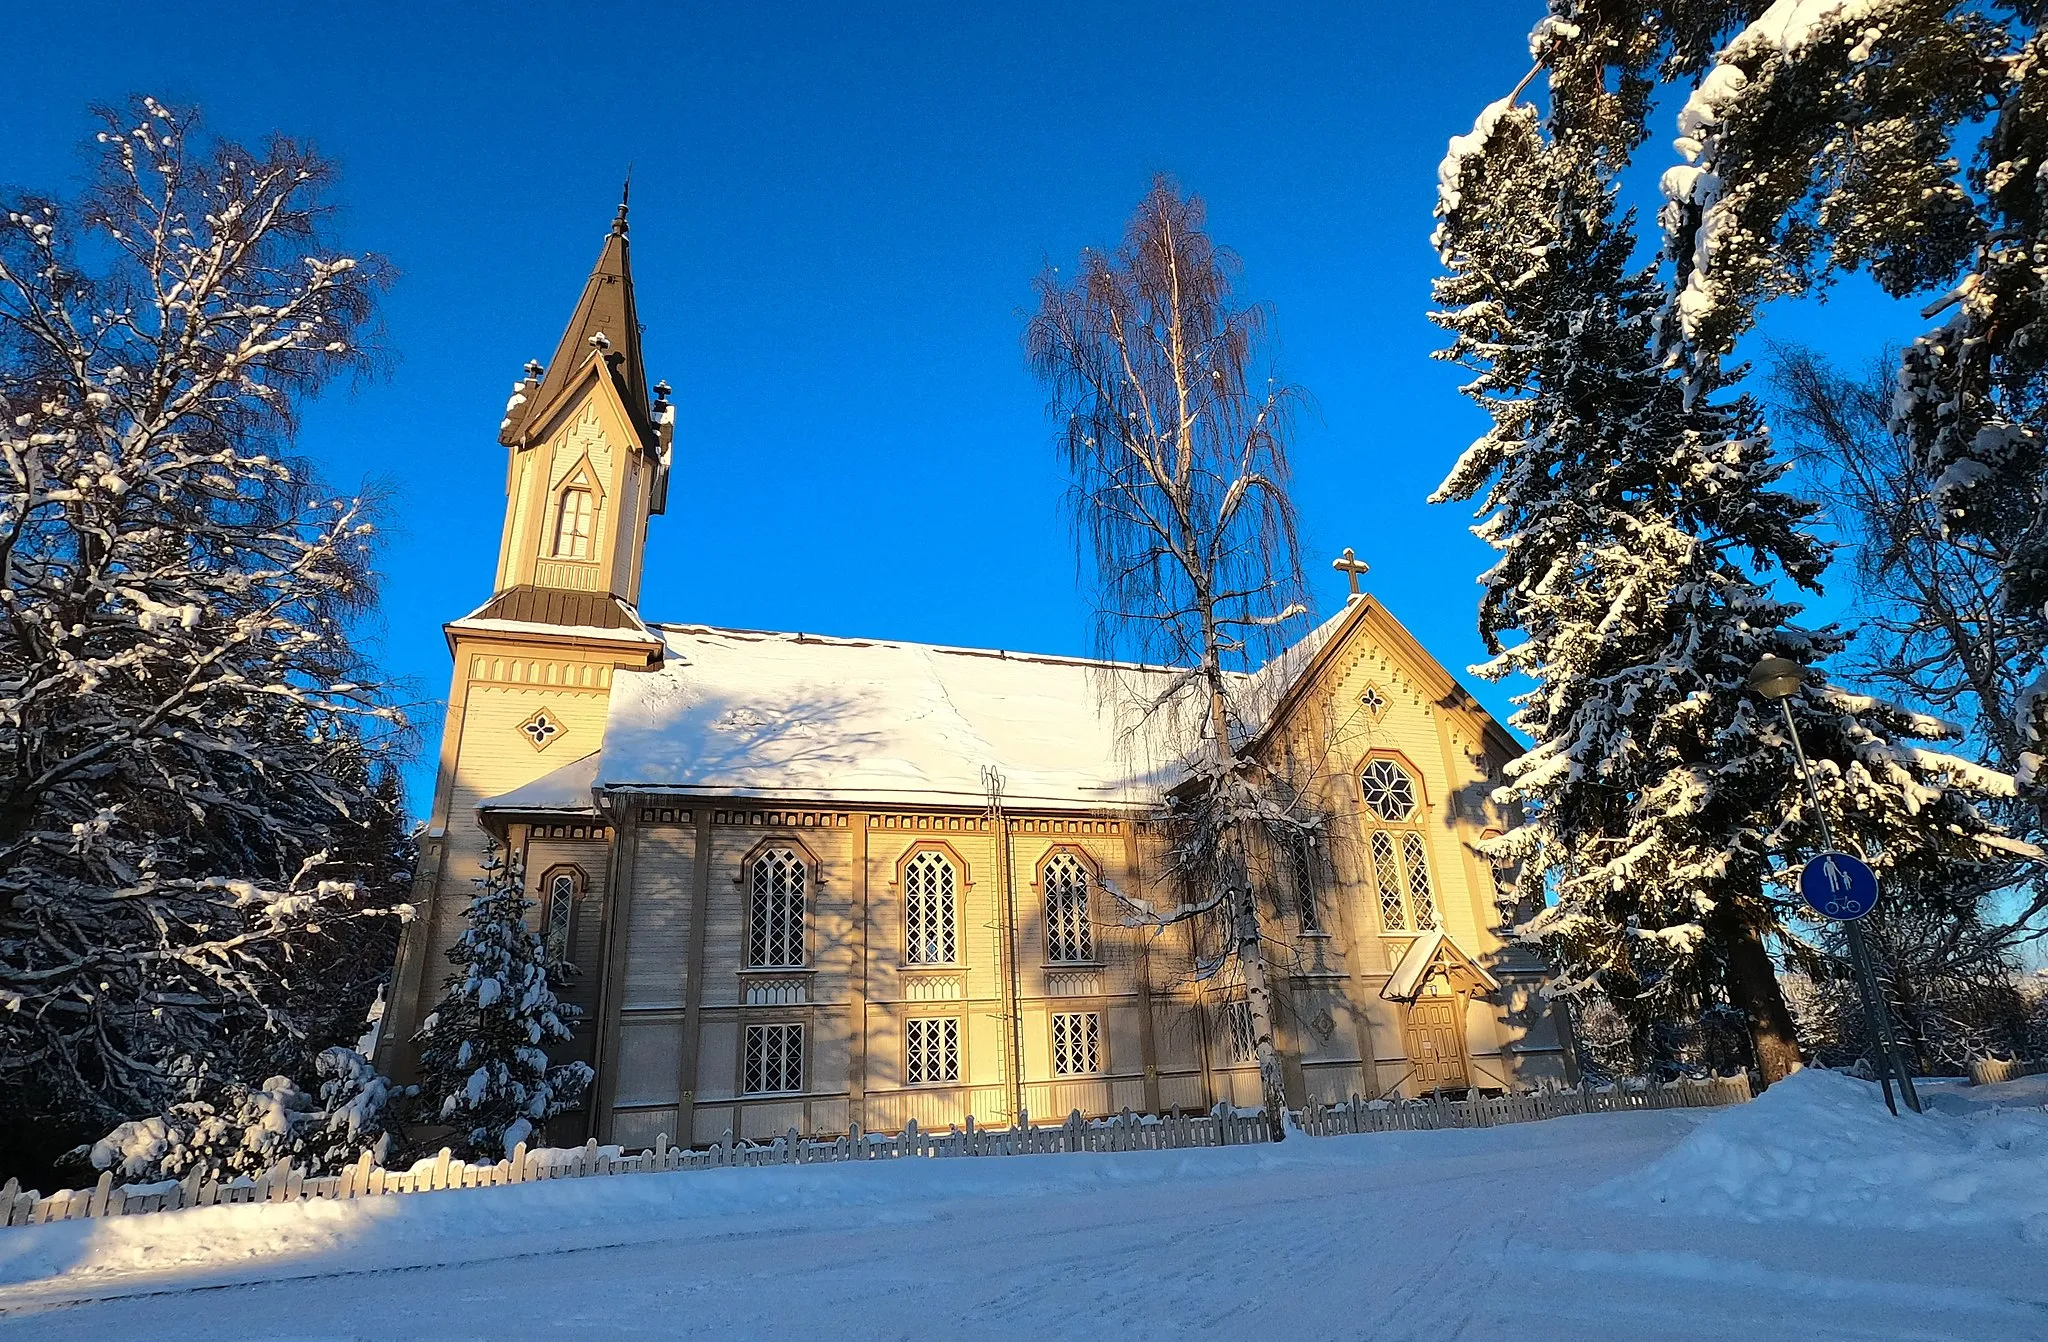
[903,849,958,964]
[1361,757,1439,932]
[748,847,807,968]
[553,487,594,559]
[1043,852,1094,963]
[543,869,579,968]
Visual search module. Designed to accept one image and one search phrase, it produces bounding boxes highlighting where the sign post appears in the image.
[1747,656,1922,1115]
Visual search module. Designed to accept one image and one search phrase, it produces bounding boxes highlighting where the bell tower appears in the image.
[380,196,671,1087]
[493,192,670,606]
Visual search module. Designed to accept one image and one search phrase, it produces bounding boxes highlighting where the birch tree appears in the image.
[1027,178,1311,1132]
[0,97,407,1159]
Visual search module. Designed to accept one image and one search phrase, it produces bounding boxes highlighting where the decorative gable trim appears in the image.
[1380,930,1500,1002]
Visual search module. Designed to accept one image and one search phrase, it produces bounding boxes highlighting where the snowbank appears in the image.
[0,1135,1351,1297]
[1599,1068,2048,1240]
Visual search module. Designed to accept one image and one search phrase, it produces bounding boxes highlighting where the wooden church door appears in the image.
[1404,975,1469,1091]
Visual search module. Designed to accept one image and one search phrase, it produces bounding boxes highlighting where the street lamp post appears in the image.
[1746,655,1922,1115]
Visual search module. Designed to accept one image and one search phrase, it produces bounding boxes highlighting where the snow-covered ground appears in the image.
[2,1071,2045,1340]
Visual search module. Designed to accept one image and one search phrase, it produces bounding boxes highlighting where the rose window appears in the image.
[1360,758,1417,822]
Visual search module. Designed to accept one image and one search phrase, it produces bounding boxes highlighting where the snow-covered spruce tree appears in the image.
[1430,83,2013,1082]
[0,97,407,1166]
[1026,177,1313,1134]
[1622,3,2048,757]
[413,843,590,1159]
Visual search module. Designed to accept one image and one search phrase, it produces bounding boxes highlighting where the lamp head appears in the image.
[1746,654,1807,701]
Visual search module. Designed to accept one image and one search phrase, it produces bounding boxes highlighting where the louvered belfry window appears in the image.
[749,848,806,968]
[903,850,957,964]
[1043,852,1094,963]
[553,487,594,559]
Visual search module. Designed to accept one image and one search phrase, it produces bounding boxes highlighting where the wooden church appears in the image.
[376,205,1573,1150]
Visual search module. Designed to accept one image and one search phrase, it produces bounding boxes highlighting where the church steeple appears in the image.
[490,196,671,606]
[501,182,654,450]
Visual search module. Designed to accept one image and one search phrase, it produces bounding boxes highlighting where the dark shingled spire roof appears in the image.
[501,185,653,447]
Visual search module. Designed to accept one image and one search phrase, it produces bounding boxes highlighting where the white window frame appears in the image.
[1050,1011,1101,1076]
[1368,829,1441,933]
[1043,852,1094,964]
[1222,999,1257,1064]
[748,848,807,968]
[1401,832,1440,931]
[1288,835,1322,935]
[905,1017,961,1085]
[743,1022,804,1094]
[903,849,958,965]
[543,869,577,969]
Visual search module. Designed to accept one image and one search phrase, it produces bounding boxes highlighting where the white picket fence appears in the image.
[0,1076,1750,1231]
[1297,1073,1751,1136]
[1968,1056,2048,1086]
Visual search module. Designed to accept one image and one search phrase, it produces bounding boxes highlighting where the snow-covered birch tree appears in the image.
[0,97,407,1163]
[413,843,590,1159]
[1430,37,2018,1082]
[1026,177,1311,1132]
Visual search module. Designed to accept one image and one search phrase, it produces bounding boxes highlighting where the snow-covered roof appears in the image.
[593,624,1219,811]
[479,751,602,815]
[1237,599,1360,742]
[1383,930,1500,1001]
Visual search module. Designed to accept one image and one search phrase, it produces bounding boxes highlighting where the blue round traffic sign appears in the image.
[1799,851,1879,921]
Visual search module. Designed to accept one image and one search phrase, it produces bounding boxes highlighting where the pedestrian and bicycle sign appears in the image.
[1799,851,1879,921]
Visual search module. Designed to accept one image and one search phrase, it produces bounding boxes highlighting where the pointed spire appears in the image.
[612,170,630,236]
[499,194,652,448]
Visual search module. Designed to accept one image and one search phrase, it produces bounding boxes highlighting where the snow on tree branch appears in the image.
[0,97,408,1138]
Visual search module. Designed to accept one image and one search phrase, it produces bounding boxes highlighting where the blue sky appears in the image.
[6,1,1921,812]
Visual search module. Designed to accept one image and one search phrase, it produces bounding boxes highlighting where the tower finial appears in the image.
[612,169,632,236]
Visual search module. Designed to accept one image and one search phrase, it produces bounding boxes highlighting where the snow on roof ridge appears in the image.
[643,619,1233,679]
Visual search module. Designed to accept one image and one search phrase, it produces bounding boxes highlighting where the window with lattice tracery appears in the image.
[1403,832,1440,930]
[1223,999,1257,1063]
[1288,835,1322,934]
[1043,852,1094,963]
[743,1023,802,1094]
[1372,831,1407,930]
[1051,1012,1100,1075]
[748,848,806,968]
[544,871,576,969]
[903,850,957,964]
[905,1017,960,1084]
